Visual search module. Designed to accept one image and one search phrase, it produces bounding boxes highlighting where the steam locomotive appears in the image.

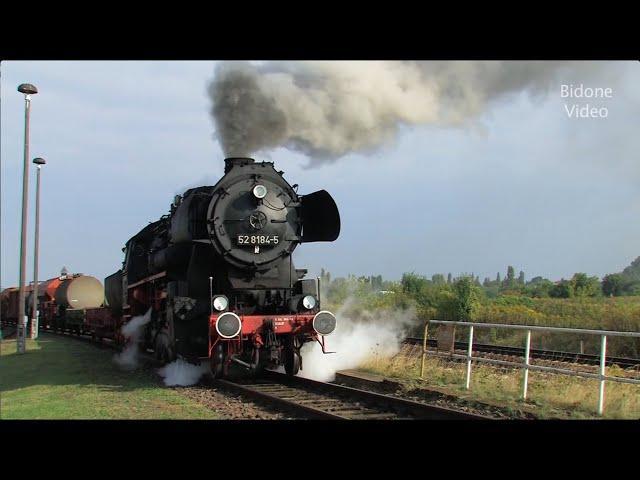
[106,157,340,377]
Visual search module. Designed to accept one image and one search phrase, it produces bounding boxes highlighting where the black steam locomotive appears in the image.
[106,157,340,377]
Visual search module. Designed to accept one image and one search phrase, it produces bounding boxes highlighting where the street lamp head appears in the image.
[18,83,38,95]
[33,158,46,165]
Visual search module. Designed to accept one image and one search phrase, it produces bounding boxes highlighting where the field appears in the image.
[0,333,221,419]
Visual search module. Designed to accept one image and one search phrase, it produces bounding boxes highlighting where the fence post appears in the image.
[598,335,607,416]
[522,329,531,399]
[420,321,429,378]
[465,325,474,390]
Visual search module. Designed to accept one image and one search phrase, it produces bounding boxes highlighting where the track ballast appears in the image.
[216,370,490,420]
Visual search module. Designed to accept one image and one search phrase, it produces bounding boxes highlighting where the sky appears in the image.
[1,60,639,288]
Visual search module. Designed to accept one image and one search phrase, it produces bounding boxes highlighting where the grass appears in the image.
[0,334,221,419]
[359,349,640,419]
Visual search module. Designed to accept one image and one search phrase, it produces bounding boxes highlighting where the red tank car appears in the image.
[1,269,105,334]
[1,287,20,322]
[85,307,122,343]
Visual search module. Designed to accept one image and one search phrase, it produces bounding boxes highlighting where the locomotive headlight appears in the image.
[215,312,242,338]
[213,295,229,311]
[253,184,268,199]
[313,311,337,336]
[302,295,317,310]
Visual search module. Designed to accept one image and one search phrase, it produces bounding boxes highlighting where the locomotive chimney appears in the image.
[224,157,255,174]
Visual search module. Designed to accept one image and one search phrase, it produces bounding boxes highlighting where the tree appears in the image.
[549,279,573,298]
[496,272,501,284]
[504,266,516,287]
[325,277,349,304]
[526,278,554,297]
[432,274,445,285]
[401,272,428,295]
[452,277,481,321]
[518,271,525,285]
[622,256,640,281]
[320,268,331,285]
[571,273,600,297]
[602,273,624,297]
[601,256,640,295]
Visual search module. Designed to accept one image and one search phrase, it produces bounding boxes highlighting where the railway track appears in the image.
[405,337,640,369]
[216,370,490,420]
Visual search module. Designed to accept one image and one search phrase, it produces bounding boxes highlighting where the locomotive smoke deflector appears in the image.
[300,190,341,243]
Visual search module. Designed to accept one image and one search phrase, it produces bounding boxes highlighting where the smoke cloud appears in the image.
[299,297,415,382]
[113,308,152,370]
[158,359,209,387]
[208,61,599,164]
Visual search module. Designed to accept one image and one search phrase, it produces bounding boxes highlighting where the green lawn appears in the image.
[0,333,220,419]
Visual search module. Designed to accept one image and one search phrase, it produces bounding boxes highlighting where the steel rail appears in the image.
[404,337,640,368]
[216,370,491,420]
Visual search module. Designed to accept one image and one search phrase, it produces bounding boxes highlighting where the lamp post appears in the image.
[30,157,46,339]
[16,83,38,354]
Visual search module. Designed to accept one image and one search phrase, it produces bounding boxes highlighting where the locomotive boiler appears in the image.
[109,157,340,377]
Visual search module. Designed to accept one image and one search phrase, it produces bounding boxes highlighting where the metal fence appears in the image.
[419,320,640,415]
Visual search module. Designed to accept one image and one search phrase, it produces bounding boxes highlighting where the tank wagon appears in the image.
[1,268,105,335]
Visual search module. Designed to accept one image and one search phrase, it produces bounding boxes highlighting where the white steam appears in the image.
[158,358,208,387]
[208,61,600,163]
[157,359,209,387]
[112,308,208,386]
[299,297,414,382]
[113,308,152,370]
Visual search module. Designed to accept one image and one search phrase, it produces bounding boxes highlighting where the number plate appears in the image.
[237,235,280,246]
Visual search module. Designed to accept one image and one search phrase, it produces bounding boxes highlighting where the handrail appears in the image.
[426,319,640,338]
[420,319,640,416]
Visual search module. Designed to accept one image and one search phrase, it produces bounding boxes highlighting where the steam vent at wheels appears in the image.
[107,157,341,378]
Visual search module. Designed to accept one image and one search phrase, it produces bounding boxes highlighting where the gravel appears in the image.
[173,379,305,420]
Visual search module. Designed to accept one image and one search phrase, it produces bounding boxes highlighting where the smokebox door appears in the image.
[301,190,340,243]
